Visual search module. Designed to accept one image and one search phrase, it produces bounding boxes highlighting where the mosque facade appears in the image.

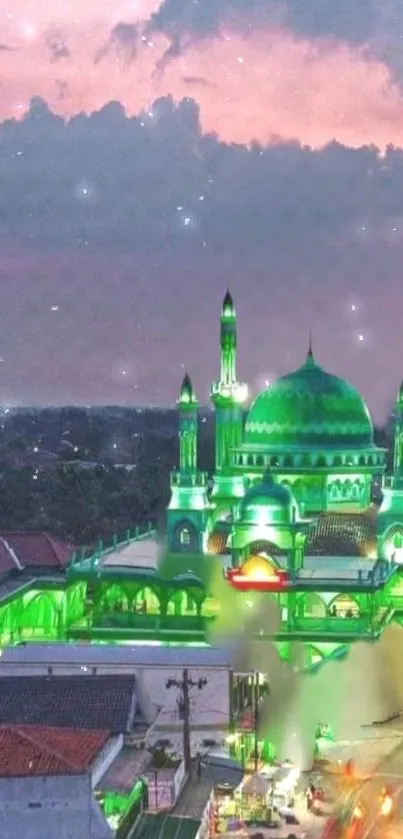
[1,293,403,671]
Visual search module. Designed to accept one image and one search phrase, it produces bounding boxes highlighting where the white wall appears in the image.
[91,734,123,789]
[0,773,111,839]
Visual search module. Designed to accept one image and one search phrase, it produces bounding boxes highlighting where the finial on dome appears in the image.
[308,329,313,358]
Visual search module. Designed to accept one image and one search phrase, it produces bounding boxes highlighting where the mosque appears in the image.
[1,292,403,670]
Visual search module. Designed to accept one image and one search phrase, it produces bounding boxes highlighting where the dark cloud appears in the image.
[55,79,69,100]
[95,21,138,65]
[1,94,403,251]
[0,96,402,409]
[182,75,216,88]
[47,39,71,62]
[149,0,375,43]
[0,43,14,52]
[148,0,403,79]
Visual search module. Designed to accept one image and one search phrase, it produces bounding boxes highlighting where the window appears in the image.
[180,528,191,545]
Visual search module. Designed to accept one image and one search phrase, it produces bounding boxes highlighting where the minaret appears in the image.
[376,382,403,561]
[166,373,210,556]
[393,381,403,483]
[178,372,198,473]
[210,292,248,510]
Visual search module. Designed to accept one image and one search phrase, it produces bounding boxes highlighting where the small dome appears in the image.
[240,473,294,524]
[244,352,373,450]
[241,555,278,580]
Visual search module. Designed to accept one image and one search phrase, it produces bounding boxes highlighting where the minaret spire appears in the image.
[308,329,313,359]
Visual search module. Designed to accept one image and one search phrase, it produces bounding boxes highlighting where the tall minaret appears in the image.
[376,382,403,562]
[210,292,248,509]
[178,372,198,473]
[166,373,210,555]
[393,381,403,483]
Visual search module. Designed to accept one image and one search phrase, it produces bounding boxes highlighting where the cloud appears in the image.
[147,0,403,81]
[0,95,403,411]
[149,0,376,43]
[182,75,216,88]
[0,43,14,52]
[95,21,138,65]
[47,38,71,62]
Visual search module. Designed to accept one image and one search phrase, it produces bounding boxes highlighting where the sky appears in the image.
[1,2,403,419]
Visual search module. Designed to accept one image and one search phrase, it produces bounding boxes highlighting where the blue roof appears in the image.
[0,643,235,670]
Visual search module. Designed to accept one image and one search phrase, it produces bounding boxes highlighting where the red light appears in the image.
[225,566,290,591]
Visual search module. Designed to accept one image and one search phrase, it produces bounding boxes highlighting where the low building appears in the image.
[0,724,119,839]
[0,673,156,737]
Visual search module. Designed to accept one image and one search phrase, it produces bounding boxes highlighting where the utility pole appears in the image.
[253,671,259,773]
[166,668,207,775]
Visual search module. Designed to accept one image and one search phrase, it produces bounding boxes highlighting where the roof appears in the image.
[97,747,152,793]
[0,643,234,671]
[0,532,72,575]
[208,510,377,558]
[130,814,200,839]
[0,725,109,778]
[244,352,374,449]
[306,510,377,557]
[0,674,140,732]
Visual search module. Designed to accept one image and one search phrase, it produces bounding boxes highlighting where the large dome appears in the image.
[244,351,373,449]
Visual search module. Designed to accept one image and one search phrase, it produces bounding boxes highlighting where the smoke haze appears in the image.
[209,581,403,769]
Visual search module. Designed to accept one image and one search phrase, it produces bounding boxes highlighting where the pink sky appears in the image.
[2,1,403,149]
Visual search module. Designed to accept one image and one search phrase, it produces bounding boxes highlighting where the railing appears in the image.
[93,613,210,632]
[69,522,157,568]
[170,471,208,487]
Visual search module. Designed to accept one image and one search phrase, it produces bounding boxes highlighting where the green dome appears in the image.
[240,473,295,524]
[244,352,373,449]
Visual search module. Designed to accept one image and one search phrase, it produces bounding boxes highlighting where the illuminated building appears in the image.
[1,293,403,673]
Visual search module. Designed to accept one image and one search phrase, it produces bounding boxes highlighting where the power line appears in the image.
[166,668,207,774]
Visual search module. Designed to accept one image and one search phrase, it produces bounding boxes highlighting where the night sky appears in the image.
[1,1,403,420]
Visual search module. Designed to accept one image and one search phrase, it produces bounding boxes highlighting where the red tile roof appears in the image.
[0,532,72,574]
[0,725,110,777]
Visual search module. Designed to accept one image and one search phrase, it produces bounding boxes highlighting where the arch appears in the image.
[22,591,59,637]
[333,455,342,467]
[256,454,264,467]
[358,455,366,466]
[166,589,198,617]
[297,592,327,619]
[342,479,351,499]
[351,481,361,500]
[300,454,311,468]
[327,593,361,617]
[0,603,15,642]
[173,519,199,552]
[133,586,161,614]
[238,455,244,466]
[316,455,326,467]
[247,455,254,466]
[201,594,220,618]
[283,454,294,468]
[101,582,130,612]
[270,456,280,467]
[243,540,282,560]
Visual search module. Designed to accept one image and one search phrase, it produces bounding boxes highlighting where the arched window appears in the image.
[180,528,191,546]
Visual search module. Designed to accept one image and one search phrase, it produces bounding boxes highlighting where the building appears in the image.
[0,646,239,756]
[0,724,119,839]
[1,293,403,669]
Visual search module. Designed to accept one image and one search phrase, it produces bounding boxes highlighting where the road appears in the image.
[313,739,403,839]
